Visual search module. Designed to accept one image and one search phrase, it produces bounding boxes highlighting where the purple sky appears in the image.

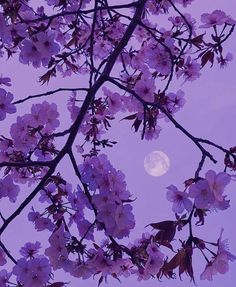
[1,0,236,286]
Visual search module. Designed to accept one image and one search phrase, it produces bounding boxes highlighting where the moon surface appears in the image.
[144,151,170,177]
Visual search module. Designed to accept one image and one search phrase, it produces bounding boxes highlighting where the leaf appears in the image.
[98,276,104,287]
[194,208,206,226]
[120,113,137,121]
[191,33,205,48]
[39,68,56,85]
[132,118,142,132]
[162,249,184,271]
[201,51,214,67]
[155,228,176,242]
[148,220,176,230]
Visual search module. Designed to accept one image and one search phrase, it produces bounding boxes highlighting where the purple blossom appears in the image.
[189,179,215,209]
[0,88,16,121]
[166,184,193,213]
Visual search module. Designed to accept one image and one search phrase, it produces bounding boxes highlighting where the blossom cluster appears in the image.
[166,170,231,214]
[79,154,135,239]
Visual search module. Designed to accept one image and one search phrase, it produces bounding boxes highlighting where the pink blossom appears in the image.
[200,10,227,28]
[0,88,16,120]
[70,261,94,279]
[13,257,51,287]
[103,87,123,115]
[19,31,60,67]
[166,90,186,113]
[36,31,60,63]
[67,92,80,121]
[0,248,7,266]
[20,241,41,259]
[0,175,20,203]
[10,115,38,153]
[205,170,230,202]
[218,229,236,263]
[0,270,11,287]
[45,225,69,270]
[93,38,113,59]
[217,52,233,68]
[0,13,11,44]
[146,0,171,15]
[189,179,215,209]
[76,218,95,241]
[144,254,164,276]
[145,45,172,75]
[175,0,195,8]
[143,126,162,141]
[111,258,133,278]
[200,262,217,281]
[9,23,27,39]
[114,204,135,238]
[200,229,236,280]
[177,56,201,82]
[166,185,193,213]
[89,248,114,277]
[134,75,156,102]
[28,210,55,232]
[0,76,11,87]
[19,39,42,68]
[97,203,117,229]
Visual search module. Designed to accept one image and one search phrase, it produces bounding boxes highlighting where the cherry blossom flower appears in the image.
[134,75,156,102]
[0,270,11,287]
[10,114,38,153]
[200,229,236,280]
[166,90,186,113]
[217,52,233,68]
[19,39,41,68]
[103,87,123,115]
[0,13,12,44]
[0,88,16,120]
[189,179,215,209]
[143,126,162,141]
[70,261,94,279]
[28,210,55,232]
[166,185,193,213]
[13,256,51,287]
[20,241,41,259]
[0,175,20,203]
[175,0,195,8]
[205,170,230,202]
[177,56,201,82]
[93,38,113,60]
[200,262,217,281]
[114,204,135,238]
[45,225,69,270]
[0,76,11,87]
[36,31,60,63]
[0,248,7,266]
[144,253,164,276]
[145,45,172,75]
[200,10,227,28]
[218,229,236,263]
[19,31,60,67]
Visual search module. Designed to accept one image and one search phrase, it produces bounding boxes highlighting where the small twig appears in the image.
[13,88,89,105]
[0,241,17,264]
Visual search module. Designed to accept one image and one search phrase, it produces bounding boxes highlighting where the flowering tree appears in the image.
[0,0,235,286]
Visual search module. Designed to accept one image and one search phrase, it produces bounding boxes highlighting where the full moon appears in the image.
[144,150,170,177]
